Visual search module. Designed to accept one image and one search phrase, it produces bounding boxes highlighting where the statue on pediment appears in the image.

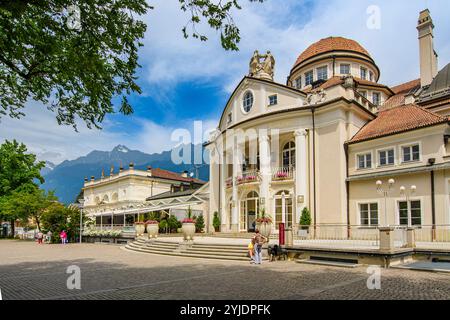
[248,50,275,81]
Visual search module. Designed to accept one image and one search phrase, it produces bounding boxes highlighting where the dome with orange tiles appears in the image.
[292,37,371,69]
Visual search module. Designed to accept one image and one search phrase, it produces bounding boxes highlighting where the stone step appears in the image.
[190,244,248,250]
[184,249,248,257]
[127,243,176,253]
[145,242,179,249]
[296,259,359,268]
[187,247,248,254]
[176,252,253,261]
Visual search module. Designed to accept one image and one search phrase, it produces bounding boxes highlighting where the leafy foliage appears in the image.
[195,214,205,233]
[0,0,149,129]
[179,0,265,50]
[299,207,311,226]
[0,140,45,197]
[0,0,265,128]
[212,211,220,231]
[40,203,85,243]
[167,215,181,233]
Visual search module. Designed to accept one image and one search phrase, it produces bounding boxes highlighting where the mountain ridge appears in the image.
[41,144,209,204]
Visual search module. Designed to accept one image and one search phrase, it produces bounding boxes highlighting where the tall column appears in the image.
[259,134,271,219]
[294,129,308,225]
[231,142,243,232]
[219,149,227,232]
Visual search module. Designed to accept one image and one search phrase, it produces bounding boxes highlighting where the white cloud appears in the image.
[2,0,449,163]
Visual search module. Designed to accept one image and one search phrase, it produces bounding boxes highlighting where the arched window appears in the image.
[112,193,119,202]
[283,141,296,168]
[274,191,293,229]
[102,194,109,203]
[242,91,254,113]
[240,191,259,232]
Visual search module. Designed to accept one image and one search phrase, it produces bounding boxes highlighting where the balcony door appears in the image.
[282,141,296,169]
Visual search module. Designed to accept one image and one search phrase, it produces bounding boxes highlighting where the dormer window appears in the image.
[360,67,367,80]
[317,66,328,81]
[305,71,313,86]
[294,77,302,89]
[227,112,232,124]
[372,92,381,105]
[268,94,278,106]
[340,64,350,75]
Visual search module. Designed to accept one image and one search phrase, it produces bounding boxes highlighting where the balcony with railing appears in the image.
[272,166,294,182]
[236,170,260,185]
[225,177,233,189]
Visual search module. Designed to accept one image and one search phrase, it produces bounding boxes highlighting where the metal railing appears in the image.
[236,170,260,185]
[294,224,379,249]
[272,166,294,181]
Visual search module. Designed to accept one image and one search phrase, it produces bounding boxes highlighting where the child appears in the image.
[248,239,255,264]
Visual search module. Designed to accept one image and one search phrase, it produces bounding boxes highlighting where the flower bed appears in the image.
[182,218,196,224]
[145,220,158,225]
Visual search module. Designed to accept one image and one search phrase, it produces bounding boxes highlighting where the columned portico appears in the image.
[294,129,308,223]
[259,134,271,214]
[231,142,243,232]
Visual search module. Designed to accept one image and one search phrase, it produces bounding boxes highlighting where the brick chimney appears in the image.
[417,9,438,87]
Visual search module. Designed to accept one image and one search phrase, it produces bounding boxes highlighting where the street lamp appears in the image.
[78,198,85,244]
[376,178,395,226]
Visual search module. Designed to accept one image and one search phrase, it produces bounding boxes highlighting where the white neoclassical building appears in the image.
[206,9,450,240]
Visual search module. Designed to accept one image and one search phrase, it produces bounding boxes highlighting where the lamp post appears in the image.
[78,198,85,244]
[376,178,395,227]
[399,185,417,227]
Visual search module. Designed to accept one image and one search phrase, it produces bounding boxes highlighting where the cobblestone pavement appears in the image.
[0,240,449,300]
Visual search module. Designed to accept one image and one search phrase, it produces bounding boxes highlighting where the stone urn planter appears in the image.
[256,218,273,239]
[134,222,145,237]
[145,221,159,239]
[181,219,196,241]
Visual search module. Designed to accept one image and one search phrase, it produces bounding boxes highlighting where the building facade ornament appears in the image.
[249,50,275,81]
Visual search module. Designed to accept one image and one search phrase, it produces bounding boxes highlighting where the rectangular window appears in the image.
[402,144,420,162]
[378,149,395,166]
[360,67,367,80]
[399,200,422,226]
[372,92,381,105]
[294,77,302,89]
[227,112,232,124]
[268,94,278,106]
[340,64,350,75]
[360,91,367,99]
[317,66,328,81]
[369,71,374,82]
[360,203,378,226]
[305,71,313,86]
[357,153,372,169]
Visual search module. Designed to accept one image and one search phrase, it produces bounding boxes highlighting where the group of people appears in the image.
[35,230,68,244]
[248,230,267,265]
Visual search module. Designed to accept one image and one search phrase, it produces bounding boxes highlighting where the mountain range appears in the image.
[41,144,210,204]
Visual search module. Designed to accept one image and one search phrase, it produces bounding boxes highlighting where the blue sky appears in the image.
[1,0,449,164]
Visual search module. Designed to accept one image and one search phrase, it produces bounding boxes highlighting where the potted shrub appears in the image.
[195,214,205,233]
[145,220,159,239]
[256,207,273,238]
[299,207,311,237]
[182,207,196,241]
[134,221,145,237]
[212,211,221,232]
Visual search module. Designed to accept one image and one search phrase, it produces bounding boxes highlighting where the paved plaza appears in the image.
[0,240,449,300]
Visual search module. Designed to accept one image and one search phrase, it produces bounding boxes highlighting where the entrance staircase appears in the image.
[124,238,263,261]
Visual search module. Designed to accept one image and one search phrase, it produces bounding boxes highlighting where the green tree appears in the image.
[212,211,220,232]
[159,219,168,234]
[167,215,181,233]
[299,207,311,227]
[2,187,57,231]
[195,214,205,233]
[0,140,45,196]
[41,203,85,243]
[0,0,264,128]
[0,140,45,235]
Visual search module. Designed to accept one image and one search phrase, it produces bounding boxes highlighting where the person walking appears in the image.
[252,230,267,265]
[46,230,53,244]
[60,230,67,244]
[37,230,44,244]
